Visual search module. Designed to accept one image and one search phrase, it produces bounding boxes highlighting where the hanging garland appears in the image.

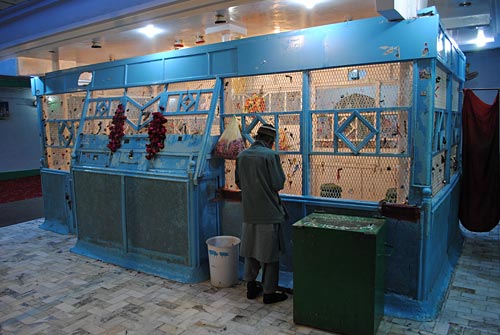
[107,104,127,152]
[146,112,167,160]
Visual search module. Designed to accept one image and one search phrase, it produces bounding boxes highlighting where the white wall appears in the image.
[0,87,41,173]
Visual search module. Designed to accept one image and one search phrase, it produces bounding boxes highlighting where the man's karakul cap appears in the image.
[257,124,277,137]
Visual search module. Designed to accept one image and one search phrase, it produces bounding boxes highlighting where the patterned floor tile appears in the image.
[0,220,499,335]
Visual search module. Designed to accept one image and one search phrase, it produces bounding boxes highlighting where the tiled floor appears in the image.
[0,219,499,335]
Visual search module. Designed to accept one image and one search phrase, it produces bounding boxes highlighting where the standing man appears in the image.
[235,124,288,304]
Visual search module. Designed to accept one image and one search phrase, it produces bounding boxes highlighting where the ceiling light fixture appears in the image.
[214,14,227,24]
[469,28,494,47]
[138,24,163,38]
[174,39,184,49]
[292,0,322,9]
[459,1,472,7]
[205,21,247,36]
[195,34,205,44]
[91,40,101,49]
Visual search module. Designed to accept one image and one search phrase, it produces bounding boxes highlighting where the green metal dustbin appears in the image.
[293,213,386,335]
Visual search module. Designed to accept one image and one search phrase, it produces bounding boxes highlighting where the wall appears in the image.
[464,48,500,103]
[0,85,41,176]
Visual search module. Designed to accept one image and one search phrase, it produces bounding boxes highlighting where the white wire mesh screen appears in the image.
[224,73,302,114]
[223,72,303,194]
[434,66,447,110]
[451,79,460,112]
[310,63,413,109]
[85,89,124,136]
[221,64,413,202]
[451,144,459,178]
[162,80,216,135]
[125,85,164,134]
[309,62,412,202]
[84,81,216,137]
[432,151,447,195]
[310,155,410,203]
[42,93,86,170]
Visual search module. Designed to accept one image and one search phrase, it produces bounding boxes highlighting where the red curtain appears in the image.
[459,89,500,232]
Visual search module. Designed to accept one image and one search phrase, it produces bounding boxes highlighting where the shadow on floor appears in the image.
[0,197,44,227]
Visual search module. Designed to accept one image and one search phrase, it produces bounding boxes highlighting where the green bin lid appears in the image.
[292,213,385,234]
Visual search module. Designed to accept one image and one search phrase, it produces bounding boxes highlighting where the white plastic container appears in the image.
[206,236,241,287]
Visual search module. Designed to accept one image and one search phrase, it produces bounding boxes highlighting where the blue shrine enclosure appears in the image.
[32,7,465,321]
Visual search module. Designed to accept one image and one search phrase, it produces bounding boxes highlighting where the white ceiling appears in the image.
[1,0,499,75]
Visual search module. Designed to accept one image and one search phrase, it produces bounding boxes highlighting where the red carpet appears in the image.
[0,175,42,204]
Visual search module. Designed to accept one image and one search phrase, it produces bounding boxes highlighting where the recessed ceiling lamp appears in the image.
[468,28,494,47]
[292,0,322,9]
[138,24,163,38]
[459,1,472,7]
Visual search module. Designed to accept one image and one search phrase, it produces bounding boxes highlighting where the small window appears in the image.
[78,72,92,86]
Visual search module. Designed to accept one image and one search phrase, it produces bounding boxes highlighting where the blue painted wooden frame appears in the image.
[32,9,466,321]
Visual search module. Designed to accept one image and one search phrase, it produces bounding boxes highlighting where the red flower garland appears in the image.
[107,104,127,152]
[146,112,167,160]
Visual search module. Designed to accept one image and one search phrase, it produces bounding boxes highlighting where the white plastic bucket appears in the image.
[206,236,241,287]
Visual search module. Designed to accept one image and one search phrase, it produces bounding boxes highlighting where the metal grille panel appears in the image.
[312,111,409,155]
[451,79,460,112]
[278,114,301,152]
[310,155,410,203]
[43,95,64,120]
[73,171,123,248]
[450,145,459,177]
[221,63,413,203]
[452,111,461,146]
[42,93,86,170]
[310,62,413,109]
[127,85,164,98]
[166,80,215,91]
[45,147,71,170]
[434,66,447,110]
[224,160,238,190]
[433,111,447,152]
[82,82,217,137]
[125,177,189,264]
[91,89,124,99]
[224,155,303,196]
[41,171,69,225]
[432,152,447,195]
[280,154,302,195]
[309,63,412,202]
[165,115,208,135]
[159,80,216,135]
[224,72,302,114]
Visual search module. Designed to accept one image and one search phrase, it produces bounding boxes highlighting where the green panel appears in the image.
[293,213,386,335]
[0,75,31,88]
[0,169,40,180]
[125,177,189,265]
[73,171,123,248]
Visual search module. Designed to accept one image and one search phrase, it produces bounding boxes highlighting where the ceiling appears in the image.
[1,0,499,76]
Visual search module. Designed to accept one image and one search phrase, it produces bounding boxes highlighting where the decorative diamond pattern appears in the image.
[336,110,377,154]
[58,121,74,147]
[180,92,196,111]
[96,100,110,116]
[241,114,270,143]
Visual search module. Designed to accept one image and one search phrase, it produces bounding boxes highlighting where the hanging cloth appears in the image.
[459,89,500,232]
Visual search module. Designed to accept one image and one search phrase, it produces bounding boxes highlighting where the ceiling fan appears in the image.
[465,63,479,81]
